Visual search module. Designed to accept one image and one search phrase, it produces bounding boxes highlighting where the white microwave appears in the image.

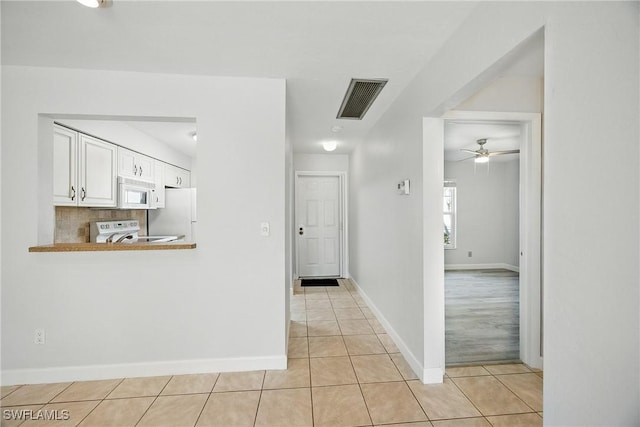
[117,177,156,209]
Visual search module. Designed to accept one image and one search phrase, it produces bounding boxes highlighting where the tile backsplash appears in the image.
[55,207,147,243]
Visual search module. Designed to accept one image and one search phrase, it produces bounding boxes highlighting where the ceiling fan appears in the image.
[460,138,519,163]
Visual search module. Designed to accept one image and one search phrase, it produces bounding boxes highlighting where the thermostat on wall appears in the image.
[397,179,410,195]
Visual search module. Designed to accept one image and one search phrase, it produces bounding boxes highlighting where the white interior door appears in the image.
[296,175,341,277]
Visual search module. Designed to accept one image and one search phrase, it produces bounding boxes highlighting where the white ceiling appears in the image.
[1,1,542,156]
[126,121,197,158]
[444,121,521,163]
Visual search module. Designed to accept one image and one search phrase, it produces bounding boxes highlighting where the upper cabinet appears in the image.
[164,163,191,188]
[54,122,192,209]
[53,126,78,206]
[118,147,155,182]
[53,124,118,207]
[152,159,165,208]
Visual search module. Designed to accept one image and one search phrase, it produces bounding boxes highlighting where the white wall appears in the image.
[350,2,638,425]
[285,89,293,340]
[444,159,519,269]
[1,66,287,384]
[541,4,638,425]
[503,160,519,268]
[293,153,349,172]
[349,103,426,376]
[455,77,543,113]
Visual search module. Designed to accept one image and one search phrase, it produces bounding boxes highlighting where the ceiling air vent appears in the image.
[337,78,388,120]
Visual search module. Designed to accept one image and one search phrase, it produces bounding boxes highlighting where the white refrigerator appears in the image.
[148,188,197,241]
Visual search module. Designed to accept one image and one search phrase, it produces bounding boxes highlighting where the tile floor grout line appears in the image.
[492,373,538,413]
[73,398,104,427]
[5,403,46,427]
[307,355,315,427]
[192,374,221,427]
[403,378,431,422]
[18,381,92,427]
[346,348,375,426]
[69,378,125,427]
[0,385,23,400]
[133,376,172,427]
[103,377,127,400]
[452,370,537,419]
[447,374,489,419]
[192,392,213,427]
[311,281,369,427]
[251,369,267,427]
[45,381,75,404]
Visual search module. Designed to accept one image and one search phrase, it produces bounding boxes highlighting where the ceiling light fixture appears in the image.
[76,0,108,8]
[322,140,337,152]
[474,155,489,164]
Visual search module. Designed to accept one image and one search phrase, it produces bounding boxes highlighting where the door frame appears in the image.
[294,171,348,279]
[426,110,543,375]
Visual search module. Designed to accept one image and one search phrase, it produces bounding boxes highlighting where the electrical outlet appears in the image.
[468,251,473,258]
[260,222,270,237]
[34,328,45,345]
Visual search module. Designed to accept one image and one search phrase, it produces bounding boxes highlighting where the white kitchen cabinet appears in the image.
[53,124,117,207]
[164,163,190,188]
[79,134,118,206]
[53,125,78,205]
[152,159,165,208]
[118,147,155,182]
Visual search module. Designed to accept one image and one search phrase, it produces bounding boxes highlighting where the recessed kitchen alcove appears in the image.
[36,114,197,246]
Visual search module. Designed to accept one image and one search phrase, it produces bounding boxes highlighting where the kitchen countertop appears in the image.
[29,242,196,252]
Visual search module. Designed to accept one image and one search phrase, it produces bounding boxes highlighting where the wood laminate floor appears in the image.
[445,269,520,365]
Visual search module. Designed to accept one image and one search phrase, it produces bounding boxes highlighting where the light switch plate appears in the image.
[398,179,410,195]
[260,222,270,236]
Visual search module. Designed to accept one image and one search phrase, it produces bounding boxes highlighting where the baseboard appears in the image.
[422,367,445,383]
[445,263,519,273]
[525,355,543,371]
[349,277,442,384]
[1,355,287,386]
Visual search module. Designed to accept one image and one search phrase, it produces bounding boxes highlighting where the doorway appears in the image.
[443,119,523,365]
[423,111,542,372]
[295,172,347,278]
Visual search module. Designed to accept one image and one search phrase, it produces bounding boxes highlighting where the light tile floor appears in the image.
[0,279,543,426]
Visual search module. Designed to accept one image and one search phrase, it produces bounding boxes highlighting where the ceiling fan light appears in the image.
[76,0,100,7]
[475,156,489,164]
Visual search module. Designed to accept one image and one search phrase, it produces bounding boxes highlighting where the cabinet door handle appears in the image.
[139,166,143,176]
[176,176,179,185]
[81,187,86,201]
[134,164,138,175]
[71,186,76,201]
[179,177,182,185]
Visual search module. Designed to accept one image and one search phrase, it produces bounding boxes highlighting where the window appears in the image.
[444,181,456,249]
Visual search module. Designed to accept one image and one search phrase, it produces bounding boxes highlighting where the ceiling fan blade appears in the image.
[460,149,478,154]
[456,156,476,162]
[487,149,520,156]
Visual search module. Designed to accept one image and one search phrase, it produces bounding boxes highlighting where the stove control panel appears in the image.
[95,220,139,232]
[90,220,141,243]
